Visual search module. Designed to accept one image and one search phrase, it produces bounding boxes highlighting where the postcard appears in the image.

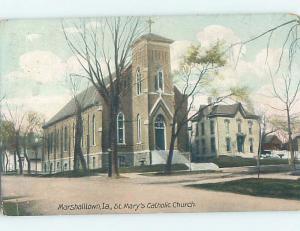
[0,13,300,216]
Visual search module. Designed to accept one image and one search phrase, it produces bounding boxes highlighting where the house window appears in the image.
[136,67,142,95]
[249,138,254,153]
[137,114,142,143]
[64,126,68,152]
[237,119,242,133]
[210,120,215,135]
[248,121,253,135]
[201,122,205,136]
[155,69,164,92]
[201,139,206,154]
[92,115,96,145]
[225,119,230,134]
[211,137,216,153]
[226,137,231,152]
[117,112,125,144]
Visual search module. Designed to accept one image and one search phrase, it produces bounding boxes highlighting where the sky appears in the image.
[0,13,299,121]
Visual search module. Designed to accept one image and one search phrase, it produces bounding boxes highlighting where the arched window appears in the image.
[155,69,164,92]
[64,126,68,151]
[137,114,142,143]
[136,67,142,95]
[117,112,125,144]
[92,115,96,145]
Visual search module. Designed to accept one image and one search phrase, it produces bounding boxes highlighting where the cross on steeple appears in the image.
[146,17,154,33]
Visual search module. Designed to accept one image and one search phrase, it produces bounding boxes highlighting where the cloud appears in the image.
[170,24,300,117]
[4,93,72,120]
[26,33,41,42]
[170,40,192,71]
[62,26,82,34]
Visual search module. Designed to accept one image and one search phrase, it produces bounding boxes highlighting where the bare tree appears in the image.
[231,15,300,71]
[165,43,249,173]
[256,112,282,178]
[2,104,26,174]
[68,76,89,173]
[268,72,300,168]
[21,112,44,174]
[62,17,145,177]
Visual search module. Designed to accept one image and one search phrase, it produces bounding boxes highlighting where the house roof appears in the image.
[263,134,282,144]
[134,33,174,45]
[192,103,259,121]
[43,86,101,128]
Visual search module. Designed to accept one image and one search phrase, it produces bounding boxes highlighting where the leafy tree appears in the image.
[165,42,249,174]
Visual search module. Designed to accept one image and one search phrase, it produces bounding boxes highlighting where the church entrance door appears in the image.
[155,114,166,150]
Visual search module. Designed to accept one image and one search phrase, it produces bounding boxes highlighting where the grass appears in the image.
[41,164,189,178]
[209,155,289,168]
[3,200,32,216]
[188,178,300,201]
[143,169,218,176]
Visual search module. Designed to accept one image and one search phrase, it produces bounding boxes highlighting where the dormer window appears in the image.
[155,69,164,92]
[136,67,142,95]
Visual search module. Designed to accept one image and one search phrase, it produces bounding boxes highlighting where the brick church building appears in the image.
[42,33,189,173]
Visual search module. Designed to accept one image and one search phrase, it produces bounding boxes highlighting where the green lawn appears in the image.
[41,164,189,178]
[188,178,300,200]
[2,200,32,216]
[210,155,289,168]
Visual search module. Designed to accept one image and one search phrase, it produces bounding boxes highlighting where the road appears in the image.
[2,170,300,215]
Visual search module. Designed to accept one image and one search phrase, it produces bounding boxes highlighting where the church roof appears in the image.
[192,103,259,121]
[43,86,101,128]
[134,33,174,44]
[43,65,132,129]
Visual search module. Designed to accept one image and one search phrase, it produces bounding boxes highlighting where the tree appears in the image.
[165,43,249,174]
[68,76,88,173]
[256,112,282,179]
[63,17,144,177]
[268,72,300,168]
[0,120,15,172]
[21,112,44,174]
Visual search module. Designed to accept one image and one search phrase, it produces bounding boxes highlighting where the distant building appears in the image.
[2,145,42,174]
[191,102,260,161]
[262,134,282,151]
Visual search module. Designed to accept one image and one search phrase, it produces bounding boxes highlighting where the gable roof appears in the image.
[263,134,282,144]
[43,86,101,128]
[192,103,259,121]
[134,33,174,45]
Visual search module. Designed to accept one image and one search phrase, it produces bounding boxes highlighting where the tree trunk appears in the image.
[5,151,9,172]
[257,124,262,179]
[109,101,119,177]
[13,151,17,172]
[22,139,31,174]
[165,123,177,174]
[15,132,23,175]
[287,106,295,169]
[74,112,88,173]
[23,150,31,174]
